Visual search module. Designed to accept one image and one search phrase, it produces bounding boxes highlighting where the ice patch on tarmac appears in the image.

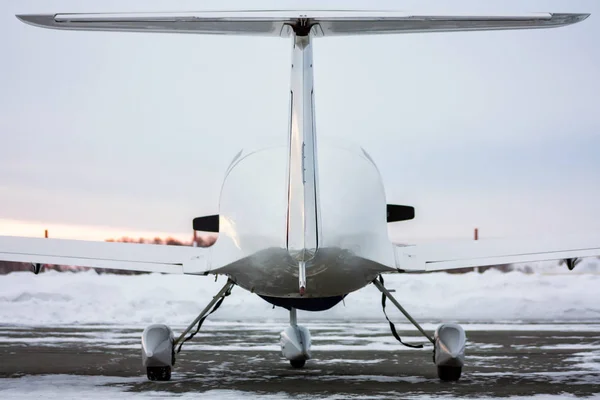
[1,265,600,325]
[513,343,600,351]
[470,370,600,386]
[0,375,313,400]
[2,375,599,400]
[405,396,600,400]
[318,358,386,364]
[565,350,600,372]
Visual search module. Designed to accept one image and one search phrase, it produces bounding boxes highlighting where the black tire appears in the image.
[147,366,172,381]
[290,359,306,368]
[437,366,462,382]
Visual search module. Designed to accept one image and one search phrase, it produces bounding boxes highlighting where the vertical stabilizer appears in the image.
[286,29,320,263]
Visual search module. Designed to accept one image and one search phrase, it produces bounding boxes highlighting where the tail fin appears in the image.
[17,11,588,37]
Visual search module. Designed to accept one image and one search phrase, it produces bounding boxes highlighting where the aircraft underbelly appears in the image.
[209,142,397,297]
[215,246,395,298]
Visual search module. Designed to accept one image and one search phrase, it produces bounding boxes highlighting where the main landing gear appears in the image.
[373,276,467,382]
[140,280,235,381]
[139,277,464,382]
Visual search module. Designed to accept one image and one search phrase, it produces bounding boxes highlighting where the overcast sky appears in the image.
[1,0,599,242]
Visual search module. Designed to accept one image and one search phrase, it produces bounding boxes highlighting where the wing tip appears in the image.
[16,14,56,29]
[551,12,591,26]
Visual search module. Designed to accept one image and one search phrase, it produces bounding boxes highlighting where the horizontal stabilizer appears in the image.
[395,234,600,272]
[16,11,589,37]
[0,236,213,274]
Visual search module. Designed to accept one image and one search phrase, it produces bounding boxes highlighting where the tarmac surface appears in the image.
[0,322,599,399]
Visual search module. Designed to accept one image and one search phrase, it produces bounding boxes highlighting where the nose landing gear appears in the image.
[280,307,311,368]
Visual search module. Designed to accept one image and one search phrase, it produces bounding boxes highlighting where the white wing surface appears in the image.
[395,234,600,272]
[0,236,212,274]
[16,11,588,37]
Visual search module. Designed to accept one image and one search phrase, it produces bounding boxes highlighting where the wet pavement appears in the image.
[0,322,599,398]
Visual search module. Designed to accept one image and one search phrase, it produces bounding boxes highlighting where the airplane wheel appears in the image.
[147,366,172,381]
[290,359,306,368]
[437,366,461,382]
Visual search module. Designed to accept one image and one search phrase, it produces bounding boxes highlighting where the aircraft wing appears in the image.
[16,11,588,37]
[394,234,600,272]
[0,236,212,274]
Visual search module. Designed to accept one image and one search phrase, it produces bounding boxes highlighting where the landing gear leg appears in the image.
[173,280,235,353]
[141,279,235,381]
[373,276,466,382]
[280,307,311,368]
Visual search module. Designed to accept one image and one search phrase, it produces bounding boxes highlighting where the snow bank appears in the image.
[0,260,599,326]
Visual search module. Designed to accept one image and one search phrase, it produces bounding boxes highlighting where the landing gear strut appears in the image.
[373,276,467,382]
[140,279,235,381]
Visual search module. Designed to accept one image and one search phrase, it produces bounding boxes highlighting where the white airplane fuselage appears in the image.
[206,32,397,304]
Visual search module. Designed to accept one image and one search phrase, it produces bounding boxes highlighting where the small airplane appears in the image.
[2,10,598,382]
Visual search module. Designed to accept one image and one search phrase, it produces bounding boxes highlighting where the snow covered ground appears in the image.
[0,376,321,400]
[0,259,599,326]
[2,375,599,400]
[3,374,599,400]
